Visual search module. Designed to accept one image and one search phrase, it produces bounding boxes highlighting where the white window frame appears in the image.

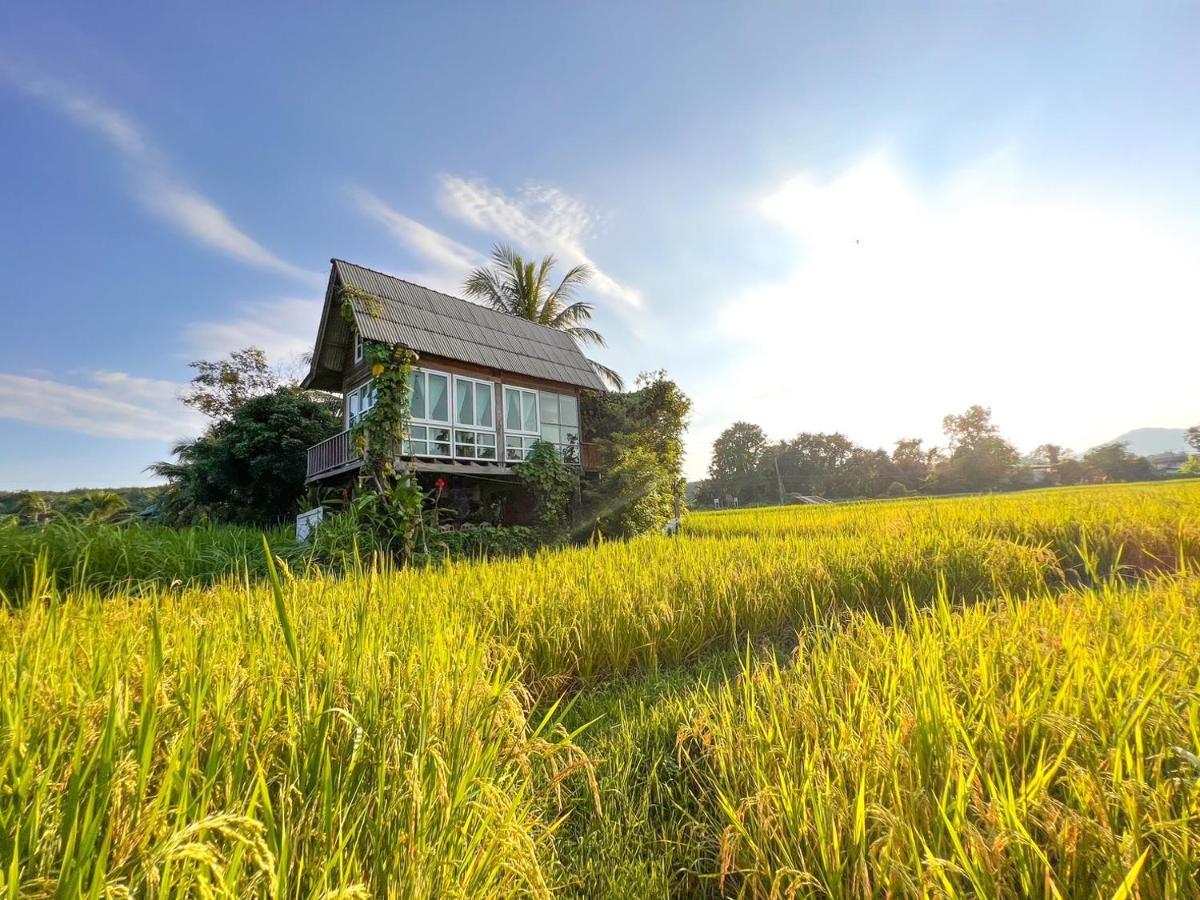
[453,374,496,430]
[503,385,540,435]
[503,385,542,462]
[403,367,453,459]
[353,331,364,364]
[346,379,376,428]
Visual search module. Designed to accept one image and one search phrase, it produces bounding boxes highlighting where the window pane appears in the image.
[475,382,493,427]
[559,395,578,427]
[409,371,426,420]
[541,424,561,444]
[456,378,474,426]
[428,373,449,422]
[477,443,497,460]
[539,391,559,425]
[522,392,537,433]
[505,388,521,432]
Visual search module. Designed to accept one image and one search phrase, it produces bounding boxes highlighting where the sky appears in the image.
[1,2,1198,489]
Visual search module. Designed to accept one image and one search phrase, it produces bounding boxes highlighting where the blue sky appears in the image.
[2,2,1198,488]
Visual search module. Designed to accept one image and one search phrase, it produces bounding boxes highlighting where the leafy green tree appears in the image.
[1181,455,1200,476]
[151,387,341,526]
[15,492,53,526]
[67,490,132,524]
[929,406,1019,492]
[891,438,941,491]
[463,244,623,389]
[1081,443,1153,483]
[708,422,769,501]
[184,347,277,420]
[1187,426,1200,453]
[579,371,691,536]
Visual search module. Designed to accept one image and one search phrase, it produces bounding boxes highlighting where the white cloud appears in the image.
[0,371,202,441]
[2,60,322,286]
[352,188,484,275]
[686,152,1200,478]
[437,175,643,307]
[185,297,324,366]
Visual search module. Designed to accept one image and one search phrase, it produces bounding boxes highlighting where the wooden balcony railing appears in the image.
[306,430,359,479]
[307,431,603,479]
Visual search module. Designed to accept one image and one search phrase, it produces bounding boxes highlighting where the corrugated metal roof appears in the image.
[332,259,607,391]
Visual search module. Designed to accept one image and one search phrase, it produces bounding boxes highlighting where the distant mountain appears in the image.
[1097,428,1192,457]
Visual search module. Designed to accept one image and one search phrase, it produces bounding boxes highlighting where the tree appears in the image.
[708,422,769,501]
[891,438,941,491]
[464,244,623,389]
[15,492,53,526]
[66,490,132,524]
[942,405,1000,452]
[579,371,691,536]
[1033,443,1065,466]
[184,347,277,420]
[1081,442,1153,483]
[929,406,1018,493]
[1187,426,1200,453]
[151,387,341,526]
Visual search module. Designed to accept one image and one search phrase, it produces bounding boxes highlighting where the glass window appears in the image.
[505,434,540,462]
[539,391,560,425]
[456,378,474,426]
[428,373,449,423]
[347,381,376,427]
[541,423,561,445]
[475,382,493,428]
[559,394,578,428]
[505,388,521,433]
[409,370,426,420]
[429,426,451,457]
[503,386,539,434]
[522,392,537,433]
[354,332,364,363]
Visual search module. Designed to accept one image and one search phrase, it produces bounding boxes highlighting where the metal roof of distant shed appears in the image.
[335,260,606,391]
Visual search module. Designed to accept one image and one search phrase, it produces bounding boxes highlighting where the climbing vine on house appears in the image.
[338,285,417,487]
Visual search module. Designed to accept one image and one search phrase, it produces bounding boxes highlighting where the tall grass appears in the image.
[0,521,295,603]
[680,576,1200,896]
[2,481,1199,895]
[0,562,587,897]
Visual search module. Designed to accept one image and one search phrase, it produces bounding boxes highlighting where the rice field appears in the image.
[1,481,1198,896]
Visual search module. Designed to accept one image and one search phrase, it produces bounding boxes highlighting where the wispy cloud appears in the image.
[353,188,483,273]
[437,176,642,307]
[184,297,324,366]
[0,371,202,442]
[1,59,322,286]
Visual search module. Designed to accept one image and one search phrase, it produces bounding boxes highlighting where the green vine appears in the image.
[337,285,417,487]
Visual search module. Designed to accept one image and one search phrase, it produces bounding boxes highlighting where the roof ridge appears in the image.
[331,258,579,344]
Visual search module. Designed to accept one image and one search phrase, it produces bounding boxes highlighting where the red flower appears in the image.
[435,478,447,493]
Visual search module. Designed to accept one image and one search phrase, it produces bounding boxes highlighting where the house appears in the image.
[300,260,607,514]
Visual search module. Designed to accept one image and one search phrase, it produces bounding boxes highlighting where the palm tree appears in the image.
[464,244,624,389]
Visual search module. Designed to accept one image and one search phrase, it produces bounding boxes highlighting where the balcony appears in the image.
[306,430,360,480]
[307,429,602,481]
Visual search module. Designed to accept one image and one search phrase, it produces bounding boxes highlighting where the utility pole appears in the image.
[774,453,786,505]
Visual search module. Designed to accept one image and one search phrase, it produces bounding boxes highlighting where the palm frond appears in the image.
[549,301,596,330]
[588,358,624,391]
[562,326,608,348]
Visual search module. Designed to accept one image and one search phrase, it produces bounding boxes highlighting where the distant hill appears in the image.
[1098,428,1191,457]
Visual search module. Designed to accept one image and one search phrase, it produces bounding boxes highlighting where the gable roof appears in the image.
[303,259,607,392]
